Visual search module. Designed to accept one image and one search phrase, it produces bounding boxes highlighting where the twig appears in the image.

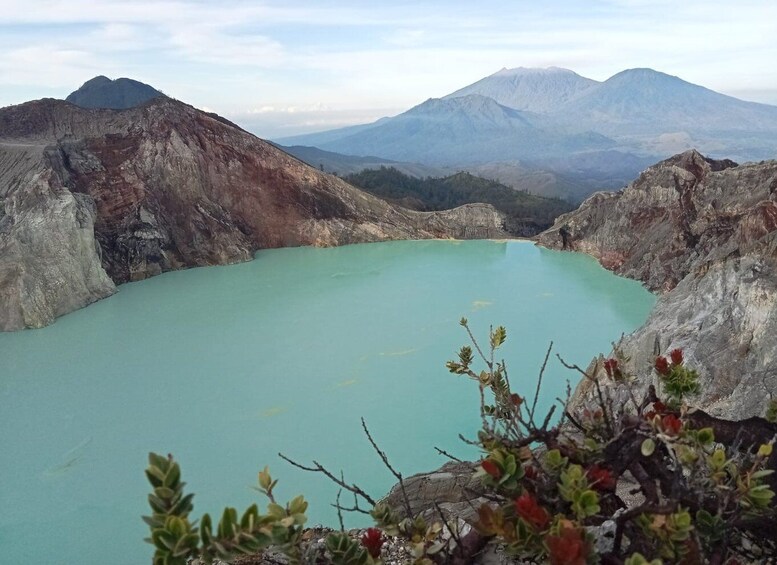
[463,321,491,368]
[361,417,413,518]
[335,487,345,531]
[331,501,370,516]
[540,404,557,431]
[278,452,377,506]
[557,354,614,436]
[563,411,585,432]
[434,500,461,553]
[435,446,464,463]
[458,433,481,446]
[529,342,553,427]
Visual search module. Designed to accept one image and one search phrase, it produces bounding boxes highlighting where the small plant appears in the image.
[143,456,310,564]
[653,348,700,408]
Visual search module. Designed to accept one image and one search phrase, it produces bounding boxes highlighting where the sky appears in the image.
[1,0,777,139]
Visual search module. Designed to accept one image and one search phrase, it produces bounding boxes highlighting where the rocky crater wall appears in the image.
[537,150,777,418]
[0,98,507,331]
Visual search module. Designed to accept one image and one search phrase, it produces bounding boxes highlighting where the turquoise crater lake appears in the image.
[0,240,654,564]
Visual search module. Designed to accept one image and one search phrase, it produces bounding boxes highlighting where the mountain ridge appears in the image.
[278,66,777,191]
[276,93,615,167]
[445,66,598,112]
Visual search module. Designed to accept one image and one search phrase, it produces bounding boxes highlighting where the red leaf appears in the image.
[514,492,550,531]
[587,464,616,491]
[360,527,384,558]
[670,348,684,366]
[654,356,670,376]
[545,526,588,565]
[662,414,683,436]
[481,459,502,479]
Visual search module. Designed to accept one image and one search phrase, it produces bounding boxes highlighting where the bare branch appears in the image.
[361,418,413,518]
[335,487,345,531]
[435,446,464,463]
[463,321,491,368]
[529,341,554,427]
[278,452,377,506]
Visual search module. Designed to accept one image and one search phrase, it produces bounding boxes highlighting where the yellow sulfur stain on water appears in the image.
[336,379,359,388]
[259,406,287,418]
[379,348,418,357]
[472,300,493,311]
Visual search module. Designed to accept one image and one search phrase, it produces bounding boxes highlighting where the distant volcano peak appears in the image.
[66,75,165,110]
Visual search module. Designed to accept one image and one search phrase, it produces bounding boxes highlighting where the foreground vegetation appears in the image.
[144,323,777,564]
[343,167,573,235]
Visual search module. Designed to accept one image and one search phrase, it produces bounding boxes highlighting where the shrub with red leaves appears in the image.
[360,527,384,558]
[587,464,616,491]
[661,414,683,436]
[514,492,550,531]
[545,526,589,565]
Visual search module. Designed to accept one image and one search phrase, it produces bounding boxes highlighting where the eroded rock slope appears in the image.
[537,150,777,418]
[0,98,506,330]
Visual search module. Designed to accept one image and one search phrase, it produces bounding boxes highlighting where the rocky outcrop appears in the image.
[382,461,485,525]
[537,150,777,418]
[0,98,507,331]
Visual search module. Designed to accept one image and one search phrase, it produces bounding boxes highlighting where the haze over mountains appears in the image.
[278,67,777,201]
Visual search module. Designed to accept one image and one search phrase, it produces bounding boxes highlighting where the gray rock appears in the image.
[382,460,487,525]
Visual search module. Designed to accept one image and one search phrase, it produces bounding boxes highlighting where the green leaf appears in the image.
[490,326,507,349]
[288,495,308,516]
[641,438,656,457]
[258,466,272,491]
[696,428,715,446]
[751,469,775,480]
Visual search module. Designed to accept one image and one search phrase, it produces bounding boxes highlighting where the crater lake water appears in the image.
[0,240,655,564]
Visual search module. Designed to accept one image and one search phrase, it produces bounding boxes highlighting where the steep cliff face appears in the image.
[0,98,507,331]
[537,150,777,418]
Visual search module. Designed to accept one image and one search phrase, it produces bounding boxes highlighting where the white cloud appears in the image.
[0,45,114,88]
[166,24,286,67]
[0,0,775,118]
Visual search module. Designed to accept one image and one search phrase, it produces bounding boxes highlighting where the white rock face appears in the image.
[0,145,116,330]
